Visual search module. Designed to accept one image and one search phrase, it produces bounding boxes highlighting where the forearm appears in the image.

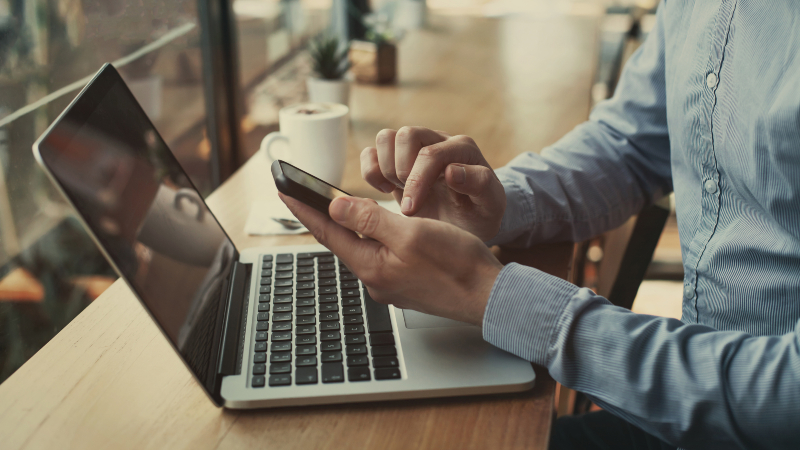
[484,264,800,449]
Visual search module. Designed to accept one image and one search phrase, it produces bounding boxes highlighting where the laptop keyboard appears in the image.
[251,252,402,388]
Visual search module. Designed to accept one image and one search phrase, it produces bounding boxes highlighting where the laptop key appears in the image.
[273,304,292,313]
[348,367,371,382]
[270,352,291,363]
[297,267,314,274]
[296,298,315,307]
[373,356,399,368]
[371,346,397,357]
[253,364,266,375]
[320,312,339,322]
[275,264,293,272]
[273,295,292,304]
[296,367,318,384]
[320,287,338,295]
[270,342,291,352]
[297,316,316,325]
[346,355,369,366]
[258,303,270,312]
[275,272,293,279]
[256,321,269,332]
[274,279,292,287]
[319,279,337,287]
[374,368,401,380]
[342,305,363,315]
[339,266,351,273]
[321,341,342,352]
[296,355,317,367]
[319,294,338,303]
[261,268,272,276]
[364,291,393,333]
[318,256,335,263]
[297,335,317,345]
[252,376,266,387]
[322,362,344,383]
[344,325,364,335]
[296,307,316,316]
[268,375,291,386]
[343,316,363,325]
[271,331,291,341]
[276,254,293,264]
[259,294,270,303]
[321,331,341,341]
[341,289,359,298]
[318,263,336,271]
[340,273,357,281]
[296,345,316,356]
[342,297,361,306]
[340,281,359,289]
[321,352,343,363]
[369,333,395,346]
[296,282,315,290]
[295,325,316,335]
[257,312,270,321]
[255,342,267,352]
[346,344,368,356]
[259,286,271,294]
[272,313,292,322]
[272,322,291,331]
[260,277,272,285]
[345,334,366,345]
[313,252,334,258]
[297,273,315,282]
[255,331,268,341]
[319,304,338,312]
[318,271,336,279]
[321,322,340,331]
[296,290,315,298]
[262,255,273,262]
[274,287,292,296]
[297,259,314,267]
[253,353,267,363]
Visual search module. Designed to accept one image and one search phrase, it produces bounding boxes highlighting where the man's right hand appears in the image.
[360,126,506,242]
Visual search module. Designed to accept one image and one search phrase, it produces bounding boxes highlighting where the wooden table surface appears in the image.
[0,14,598,450]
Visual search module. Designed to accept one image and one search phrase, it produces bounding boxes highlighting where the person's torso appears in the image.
[663,0,800,335]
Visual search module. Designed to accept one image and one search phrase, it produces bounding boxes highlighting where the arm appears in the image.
[485,264,800,449]
[489,3,672,246]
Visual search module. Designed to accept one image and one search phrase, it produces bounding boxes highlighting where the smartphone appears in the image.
[271,159,351,216]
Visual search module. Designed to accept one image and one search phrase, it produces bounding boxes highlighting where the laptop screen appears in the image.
[35,65,235,396]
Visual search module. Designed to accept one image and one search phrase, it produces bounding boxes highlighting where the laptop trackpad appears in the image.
[402,309,472,329]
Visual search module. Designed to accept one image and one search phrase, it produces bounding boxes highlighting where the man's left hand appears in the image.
[279,194,504,326]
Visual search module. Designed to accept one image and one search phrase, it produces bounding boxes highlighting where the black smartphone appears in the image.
[271,159,351,216]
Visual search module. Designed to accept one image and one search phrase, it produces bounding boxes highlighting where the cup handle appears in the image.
[260,132,289,162]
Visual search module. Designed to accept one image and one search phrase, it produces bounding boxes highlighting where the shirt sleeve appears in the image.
[486,2,672,247]
[483,263,800,449]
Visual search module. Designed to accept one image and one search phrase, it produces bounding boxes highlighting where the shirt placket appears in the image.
[682,0,737,322]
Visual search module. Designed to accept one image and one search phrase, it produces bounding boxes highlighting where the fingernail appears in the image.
[452,165,466,184]
[401,196,413,213]
[330,197,352,222]
[379,182,395,193]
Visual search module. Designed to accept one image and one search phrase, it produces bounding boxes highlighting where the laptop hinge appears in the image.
[217,260,251,377]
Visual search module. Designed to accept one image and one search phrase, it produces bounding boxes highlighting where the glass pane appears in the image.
[0,0,213,383]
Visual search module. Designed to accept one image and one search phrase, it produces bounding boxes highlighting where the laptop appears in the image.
[32,64,535,408]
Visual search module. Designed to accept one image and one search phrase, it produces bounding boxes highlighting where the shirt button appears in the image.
[684,284,694,298]
[704,179,718,194]
[706,72,718,88]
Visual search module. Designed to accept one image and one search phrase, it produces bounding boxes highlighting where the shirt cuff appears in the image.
[484,172,536,246]
[482,262,579,366]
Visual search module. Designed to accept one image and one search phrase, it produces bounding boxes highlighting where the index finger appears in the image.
[401,136,486,215]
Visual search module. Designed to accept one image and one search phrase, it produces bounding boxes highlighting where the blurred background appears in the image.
[0,0,672,384]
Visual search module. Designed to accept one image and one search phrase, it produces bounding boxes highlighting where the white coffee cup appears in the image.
[260,103,349,186]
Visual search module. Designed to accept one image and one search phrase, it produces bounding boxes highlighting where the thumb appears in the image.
[329,197,406,244]
[444,164,499,205]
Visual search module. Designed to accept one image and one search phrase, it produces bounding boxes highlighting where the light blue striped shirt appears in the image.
[482,1,800,448]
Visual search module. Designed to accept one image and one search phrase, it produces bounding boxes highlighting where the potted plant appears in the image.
[306,35,351,105]
[348,8,398,84]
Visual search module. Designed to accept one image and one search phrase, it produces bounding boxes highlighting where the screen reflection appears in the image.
[39,77,234,387]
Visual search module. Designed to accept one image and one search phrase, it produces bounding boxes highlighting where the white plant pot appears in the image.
[306,77,351,106]
[395,0,426,30]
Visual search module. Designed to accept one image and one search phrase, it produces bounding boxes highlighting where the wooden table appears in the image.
[0,13,598,450]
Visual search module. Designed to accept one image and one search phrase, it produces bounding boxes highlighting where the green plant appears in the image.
[308,35,350,80]
[347,2,394,45]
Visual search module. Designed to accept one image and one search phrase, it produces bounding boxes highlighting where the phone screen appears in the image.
[280,161,349,200]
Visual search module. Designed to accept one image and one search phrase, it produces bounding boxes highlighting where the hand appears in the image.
[360,127,506,242]
[279,193,504,325]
